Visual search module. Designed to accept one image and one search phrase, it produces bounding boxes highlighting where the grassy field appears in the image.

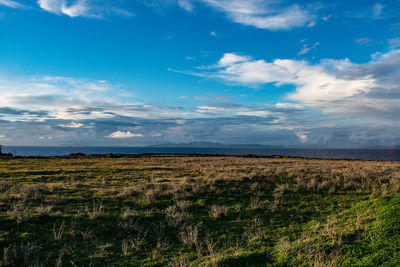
[1,155,400,266]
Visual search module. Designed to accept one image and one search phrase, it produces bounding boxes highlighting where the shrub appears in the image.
[209,205,229,219]
[35,205,53,217]
[178,225,199,248]
[118,187,141,198]
[19,184,47,200]
[121,208,138,220]
[164,205,189,228]
[8,202,32,223]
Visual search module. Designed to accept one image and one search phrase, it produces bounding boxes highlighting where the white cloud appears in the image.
[0,0,25,8]
[1,48,399,147]
[218,53,250,67]
[36,0,133,18]
[275,102,304,109]
[322,14,331,21]
[106,131,143,138]
[307,21,316,27]
[58,122,84,128]
[196,103,271,117]
[236,110,271,117]
[177,0,194,12]
[0,73,198,123]
[0,75,124,120]
[210,31,218,37]
[37,0,96,18]
[191,50,400,120]
[61,1,91,17]
[295,131,308,142]
[176,0,314,30]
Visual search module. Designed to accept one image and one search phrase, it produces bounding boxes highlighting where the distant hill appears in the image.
[361,146,400,149]
[147,142,282,149]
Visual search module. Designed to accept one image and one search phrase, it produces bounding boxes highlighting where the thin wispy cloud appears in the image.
[0,0,26,9]
[58,122,84,128]
[196,0,315,30]
[389,38,400,49]
[372,3,384,19]
[36,0,133,18]
[322,14,331,21]
[297,41,320,55]
[354,37,372,45]
[177,0,194,12]
[37,0,94,17]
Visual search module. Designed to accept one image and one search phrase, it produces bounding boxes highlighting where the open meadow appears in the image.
[1,155,400,266]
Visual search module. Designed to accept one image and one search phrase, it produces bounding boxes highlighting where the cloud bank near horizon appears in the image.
[1,49,399,147]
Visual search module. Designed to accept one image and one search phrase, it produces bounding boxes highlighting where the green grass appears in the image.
[0,156,399,266]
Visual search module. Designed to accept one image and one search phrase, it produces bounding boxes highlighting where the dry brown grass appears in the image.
[8,202,32,223]
[84,201,103,219]
[1,155,400,266]
[209,205,229,219]
[6,156,398,196]
[178,224,200,248]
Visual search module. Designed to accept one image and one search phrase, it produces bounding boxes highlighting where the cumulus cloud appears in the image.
[179,49,400,146]
[106,131,143,138]
[196,52,382,108]
[218,53,250,67]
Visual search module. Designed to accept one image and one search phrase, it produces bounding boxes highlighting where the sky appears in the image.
[0,0,399,147]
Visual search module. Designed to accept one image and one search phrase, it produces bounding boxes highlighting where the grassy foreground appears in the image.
[1,155,400,266]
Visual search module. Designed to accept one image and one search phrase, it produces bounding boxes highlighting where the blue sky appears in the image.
[0,0,399,147]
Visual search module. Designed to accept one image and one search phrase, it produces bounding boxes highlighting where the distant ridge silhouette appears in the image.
[147,142,282,149]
